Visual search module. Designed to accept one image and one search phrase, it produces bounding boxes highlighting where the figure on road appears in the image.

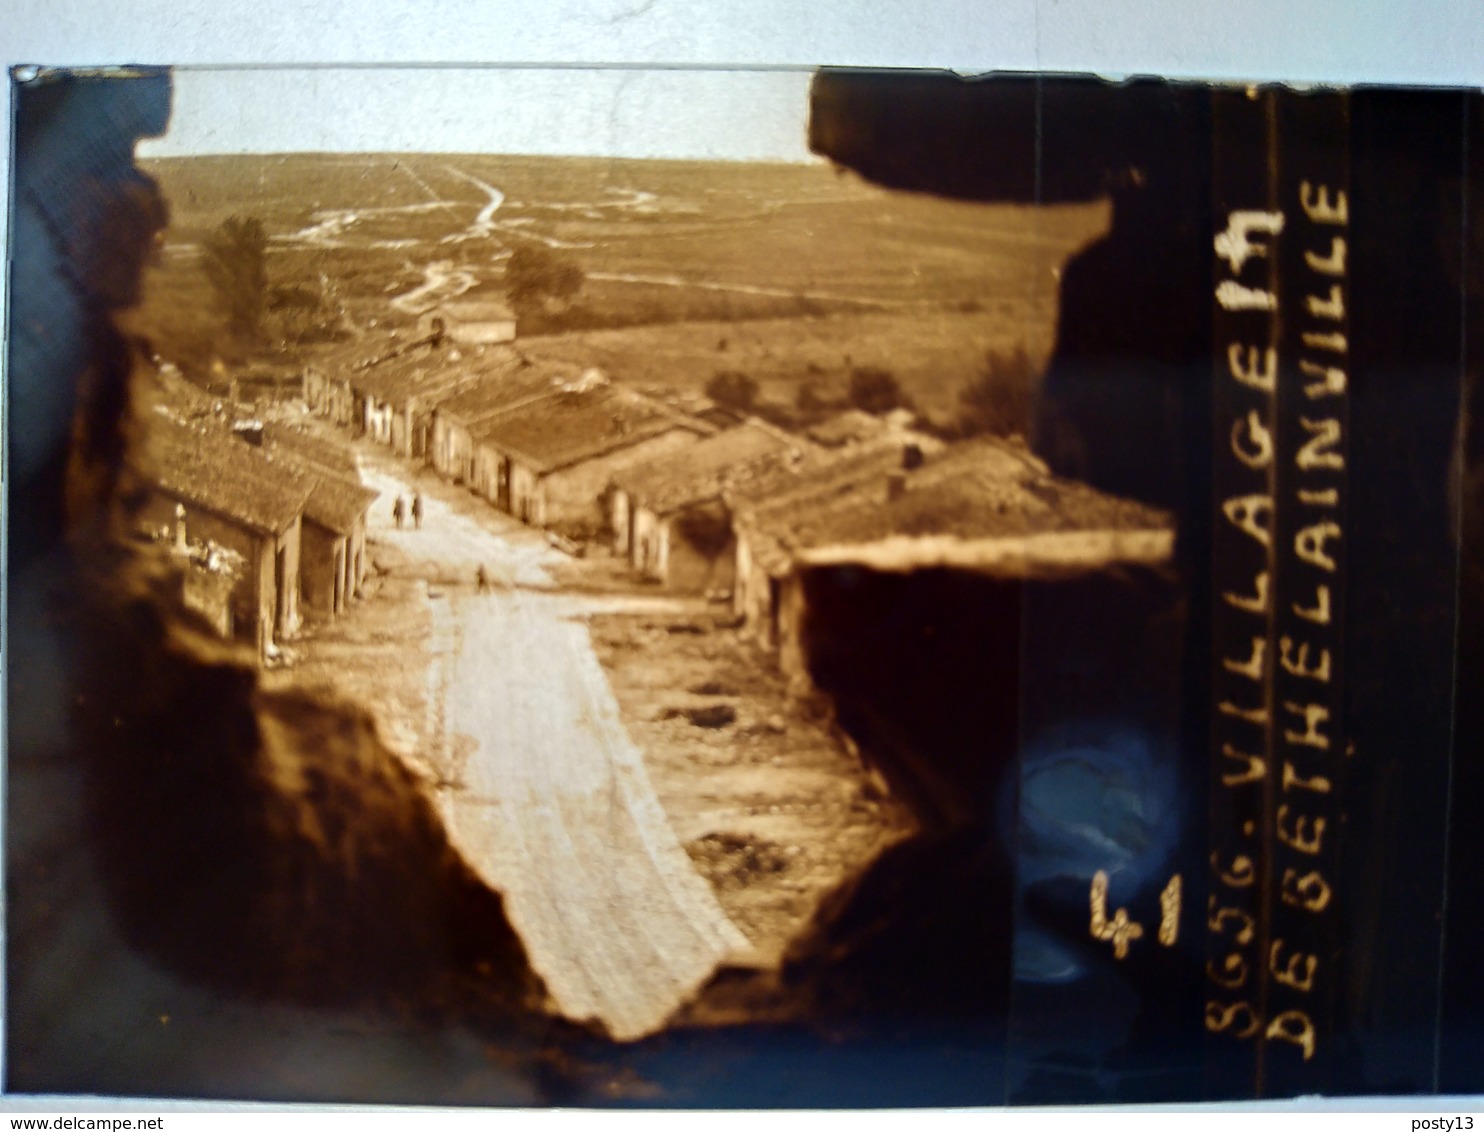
[476,564,490,593]
[393,494,406,529]
[412,492,424,530]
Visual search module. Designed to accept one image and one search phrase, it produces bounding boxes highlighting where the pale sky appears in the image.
[139,67,822,162]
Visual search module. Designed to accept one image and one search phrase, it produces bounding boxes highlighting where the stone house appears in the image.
[415,289,518,345]
[608,418,811,593]
[428,352,573,485]
[129,413,311,662]
[468,376,713,537]
[730,436,1174,690]
[348,338,487,459]
[260,424,378,619]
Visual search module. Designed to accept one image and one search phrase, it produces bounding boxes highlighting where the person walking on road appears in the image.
[476,564,490,594]
[393,495,406,530]
[412,492,424,530]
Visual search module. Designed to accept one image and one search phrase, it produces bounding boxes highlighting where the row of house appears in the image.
[305,332,724,540]
[297,321,1175,699]
[125,367,378,662]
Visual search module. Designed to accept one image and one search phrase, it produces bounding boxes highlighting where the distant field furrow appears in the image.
[132,152,1105,411]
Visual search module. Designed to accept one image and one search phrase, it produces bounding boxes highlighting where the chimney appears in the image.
[886,471,907,502]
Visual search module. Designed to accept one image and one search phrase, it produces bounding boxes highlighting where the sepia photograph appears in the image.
[5,63,1483,1108]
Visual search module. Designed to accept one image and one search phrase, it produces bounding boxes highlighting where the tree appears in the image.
[200,216,268,344]
[956,346,1036,437]
[847,366,909,414]
[504,244,585,316]
[705,370,760,413]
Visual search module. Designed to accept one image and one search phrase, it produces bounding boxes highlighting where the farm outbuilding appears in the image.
[727,438,941,653]
[729,435,1176,824]
[129,413,312,662]
[302,336,394,428]
[415,290,518,345]
[260,424,378,619]
[468,375,714,538]
[609,418,811,593]
[348,337,487,459]
[428,352,575,486]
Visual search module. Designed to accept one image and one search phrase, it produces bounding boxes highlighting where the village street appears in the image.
[353,448,751,1041]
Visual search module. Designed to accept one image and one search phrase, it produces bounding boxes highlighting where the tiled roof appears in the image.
[139,413,312,536]
[436,356,581,425]
[726,435,922,514]
[302,333,402,377]
[260,427,377,536]
[736,437,1173,577]
[347,339,486,407]
[261,421,360,479]
[613,418,812,516]
[472,383,712,474]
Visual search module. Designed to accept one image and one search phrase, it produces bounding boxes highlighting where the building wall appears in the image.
[541,429,704,533]
[431,414,456,477]
[451,318,516,345]
[348,519,367,596]
[655,501,737,594]
[273,517,303,640]
[775,571,809,689]
[136,490,273,644]
[733,527,780,646]
[434,416,474,483]
[509,461,543,525]
[410,406,435,462]
[471,444,503,505]
[665,520,736,594]
[303,371,354,426]
[633,505,662,574]
[609,488,632,553]
[389,404,413,457]
[299,519,344,618]
[180,565,235,639]
[364,396,394,445]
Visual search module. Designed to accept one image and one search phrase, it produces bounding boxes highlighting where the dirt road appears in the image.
[358,451,749,1040]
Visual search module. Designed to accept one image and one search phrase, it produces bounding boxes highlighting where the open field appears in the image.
[516,305,1061,425]
[133,153,1107,391]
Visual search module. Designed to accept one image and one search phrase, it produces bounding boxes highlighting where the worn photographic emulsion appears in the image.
[5,65,1483,1106]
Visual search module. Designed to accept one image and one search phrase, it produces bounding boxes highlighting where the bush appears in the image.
[504,244,585,316]
[847,366,909,414]
[956,346,1037,438]
[201,216,268,344]
[705,370,759,413]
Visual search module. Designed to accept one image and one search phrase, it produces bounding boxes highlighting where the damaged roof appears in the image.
[260,428,378,536]
[261,421,361,479]
[471,382,713,474]
[139,412,313,536]
[737,436,1174,578]
[436,355,584,426]
[613,418,814,517]
[347,338,488,407]
[302,332,402,377]
[140,368,372,536]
